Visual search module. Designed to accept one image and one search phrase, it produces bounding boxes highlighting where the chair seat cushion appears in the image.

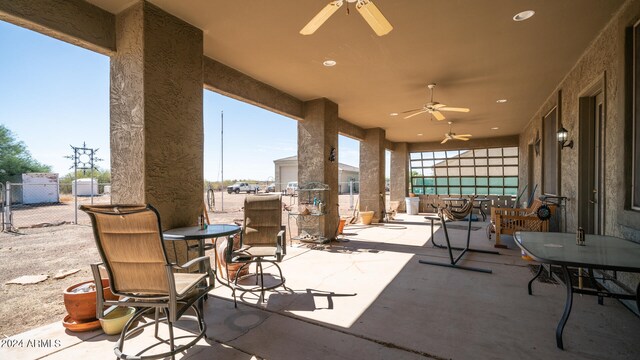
[241,246,278,258]
[174,273,207,297]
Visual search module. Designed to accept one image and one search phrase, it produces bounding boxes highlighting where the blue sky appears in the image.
[0,21,388,181]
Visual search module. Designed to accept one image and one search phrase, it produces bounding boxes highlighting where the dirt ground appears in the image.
[0,192,368,337]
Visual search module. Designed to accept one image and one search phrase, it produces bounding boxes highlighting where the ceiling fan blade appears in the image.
[432,103,446,109]
[431,111,446,121]
[454,134,472,138]
[300,1,342,35]
[401,108,424,114]
[356,0,393,36]
[439,107,470,113]
[441,138,449,144]
[457,137,470,141]
[404,110,428,119]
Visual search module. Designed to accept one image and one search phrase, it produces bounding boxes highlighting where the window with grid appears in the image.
[410,147,519,196]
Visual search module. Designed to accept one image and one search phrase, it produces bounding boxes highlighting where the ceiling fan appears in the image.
[403,84,470,121]
[441,121,472,144]
[300,0,393,36]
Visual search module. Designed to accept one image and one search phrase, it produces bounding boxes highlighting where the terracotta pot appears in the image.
[338,219,346,234]
[64,279,117,322]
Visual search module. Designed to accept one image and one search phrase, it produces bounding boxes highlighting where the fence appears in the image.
[2,181,111,230]
[1,183,5,231]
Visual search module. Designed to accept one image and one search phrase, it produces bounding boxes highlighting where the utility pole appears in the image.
[221,111,224,212]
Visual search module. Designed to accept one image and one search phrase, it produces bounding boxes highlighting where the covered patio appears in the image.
[1,0,640,359]
[5,216,640,359]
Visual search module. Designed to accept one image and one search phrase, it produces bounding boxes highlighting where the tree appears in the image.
[0,125,51,183]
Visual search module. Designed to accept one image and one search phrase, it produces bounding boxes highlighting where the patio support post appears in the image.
[110,1,204,229]
[298,98,339,240]
[360,128,386,222]
[390,142,409,212]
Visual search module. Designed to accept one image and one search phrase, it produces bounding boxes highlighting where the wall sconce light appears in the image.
[557,126,573,149]
[329,147,336,162]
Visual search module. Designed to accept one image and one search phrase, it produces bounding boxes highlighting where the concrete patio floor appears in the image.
[3,214,639,359]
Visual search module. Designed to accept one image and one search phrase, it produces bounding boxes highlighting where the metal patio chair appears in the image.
[224,194,287,307]
[81,204,214,360]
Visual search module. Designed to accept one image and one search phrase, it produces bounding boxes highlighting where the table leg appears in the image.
[557,265,573,350]
[198,240,205,273]
[528,264,543,295]
[636,282,640,315]
[287,213,292,246]
[429,218,435,247]
[587,268,604,305]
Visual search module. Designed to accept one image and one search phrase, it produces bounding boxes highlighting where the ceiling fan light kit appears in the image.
[300,5,473,140]
[355,0,393,36]
[441,121,472,144]
[300,0,393,36]
[402,84,471,121]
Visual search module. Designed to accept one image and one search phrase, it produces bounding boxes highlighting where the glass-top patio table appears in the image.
[514,231,640,350]
[164,224,241,274]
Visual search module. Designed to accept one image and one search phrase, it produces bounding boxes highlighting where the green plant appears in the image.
[0,125,51,183]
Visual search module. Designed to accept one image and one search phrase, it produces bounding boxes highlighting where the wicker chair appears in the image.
[490,199,553,248]
[81,204,214,360]
[224,194,286,307]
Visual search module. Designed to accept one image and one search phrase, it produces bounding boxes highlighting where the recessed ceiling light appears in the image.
[323,59,337,67]
[390,112,398,116]
[417,133,423,136]
[491,127,499,130]
[513,10,535,22]
[496,99,507,103]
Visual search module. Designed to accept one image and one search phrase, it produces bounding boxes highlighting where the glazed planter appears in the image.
[100,307,136,335]
[360,211,375,225]
[63,279,118,322]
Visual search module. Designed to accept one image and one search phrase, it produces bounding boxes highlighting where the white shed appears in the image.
[72,178,99,196]
[21,173,60,204]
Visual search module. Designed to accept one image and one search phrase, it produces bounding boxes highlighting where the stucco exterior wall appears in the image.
[111,2,203,229]
[390,142,409,211]
[0,0,115,55]
[203,57,303,121]
[518,0,640,298]
[298,99,339,239]
[360,128,386,222]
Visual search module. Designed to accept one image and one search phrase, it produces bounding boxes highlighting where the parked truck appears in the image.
[226,182,260,194]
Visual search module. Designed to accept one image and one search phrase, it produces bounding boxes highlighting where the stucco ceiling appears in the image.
[86,0,624,143]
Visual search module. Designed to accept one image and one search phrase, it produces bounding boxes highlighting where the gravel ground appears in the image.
[0,224,99,338]
[0,192,369,337]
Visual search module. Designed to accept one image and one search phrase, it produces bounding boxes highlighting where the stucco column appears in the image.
[298,98,339,240]
[390,142,409,212]
[360,128,386,222]
[110,2,203,229]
